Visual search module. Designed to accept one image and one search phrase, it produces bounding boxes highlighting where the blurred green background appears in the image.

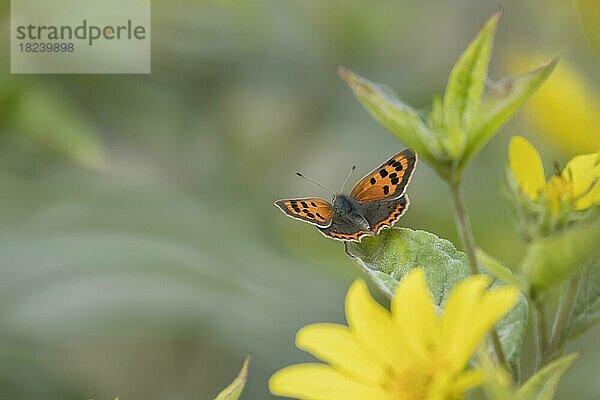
[0,1,598,399]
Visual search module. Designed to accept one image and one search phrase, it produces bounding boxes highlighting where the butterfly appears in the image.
[275,149,417,242]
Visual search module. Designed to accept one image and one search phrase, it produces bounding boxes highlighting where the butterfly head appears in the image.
[332,193,356,214]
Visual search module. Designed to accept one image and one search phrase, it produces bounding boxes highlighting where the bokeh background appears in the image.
[0,1,598,399]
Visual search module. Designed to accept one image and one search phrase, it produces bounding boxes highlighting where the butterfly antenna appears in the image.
[296,172,334,195]
[339,165,356,193]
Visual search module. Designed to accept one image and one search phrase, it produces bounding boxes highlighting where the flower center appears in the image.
[393,367,433,400]
[546,175,574,213]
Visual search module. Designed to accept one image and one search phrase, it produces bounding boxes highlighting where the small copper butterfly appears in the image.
[275,149,417,242]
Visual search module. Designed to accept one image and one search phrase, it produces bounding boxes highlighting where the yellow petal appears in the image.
[509,136,546,200]
[454,286,520,368]
[391,268,440,362]
[451,369,486,394]
[268,363,392,400]
[475,287,520,333]
[345,279,400,368]
[296,323,386,385]
[441,275,490,368]
[563,152,600,210]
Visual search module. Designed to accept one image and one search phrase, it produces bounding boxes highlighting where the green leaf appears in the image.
[566,260,600,339]
[461,59,557,174]
[515,354,577,400]
[12,84,106,169]
[347,228,469,304]
[573,0,600,60]
[427,94,444,129]
[214,355,251,400]
[520,219,600,291]
[479,350,516,400]
[441,125,467,161]
[443,12,499,131]
[347,228,527,377]
[482,353,577,400]
[478,249,529,380]
[494,286,528,381]
[477,248,521,287]
[337,67,446,174]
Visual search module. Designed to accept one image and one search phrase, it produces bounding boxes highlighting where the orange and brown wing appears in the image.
[362,195,410,234]
[274,198,333,228]
[350,149,417,203]
[318,222,372,242]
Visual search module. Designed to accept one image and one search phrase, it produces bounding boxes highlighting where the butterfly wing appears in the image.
[360,195,410,235]
[274,198,334,228]
[350,149,417,203]
[318,215,372,242]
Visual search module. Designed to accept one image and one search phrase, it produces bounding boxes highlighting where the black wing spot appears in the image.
[316,212,324,220]
[302,209,309,214]
[395,163,404,171]
[389,172,398,179]
[370,177,376,185]
[301,201,308,208]
[391,177,399,185]
[306,212,315,218]
[379,169,388,178]
[383,185,390,195]
[293,206,301,212]
[311,201,317,207]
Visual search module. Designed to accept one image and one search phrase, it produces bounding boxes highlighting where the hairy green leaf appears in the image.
[515,354,577,400]
[347,228,469,304]
[567,260,600,339]
[573,0,600,60]
[494,285,528,380]
[476,250,528,379]
[214,356,251,400]
[347,228,527,376]
[520,219,600,291]
[460,59,557,175]
[337,67,445,170]
[443,12,499,131]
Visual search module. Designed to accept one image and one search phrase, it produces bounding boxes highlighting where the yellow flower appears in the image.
[509,136,600,213]
[508,54,600,154]
[269,269,519,400]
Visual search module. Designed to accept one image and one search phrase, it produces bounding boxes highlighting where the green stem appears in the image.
[448,180,508,370]
[532,297,548,371]
[449,181,480,275]
[548,276,580,359]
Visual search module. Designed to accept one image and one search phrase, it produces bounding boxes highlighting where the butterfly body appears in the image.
[332,193,357,213]
[330,194,371,232]
[275,149,417,242]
